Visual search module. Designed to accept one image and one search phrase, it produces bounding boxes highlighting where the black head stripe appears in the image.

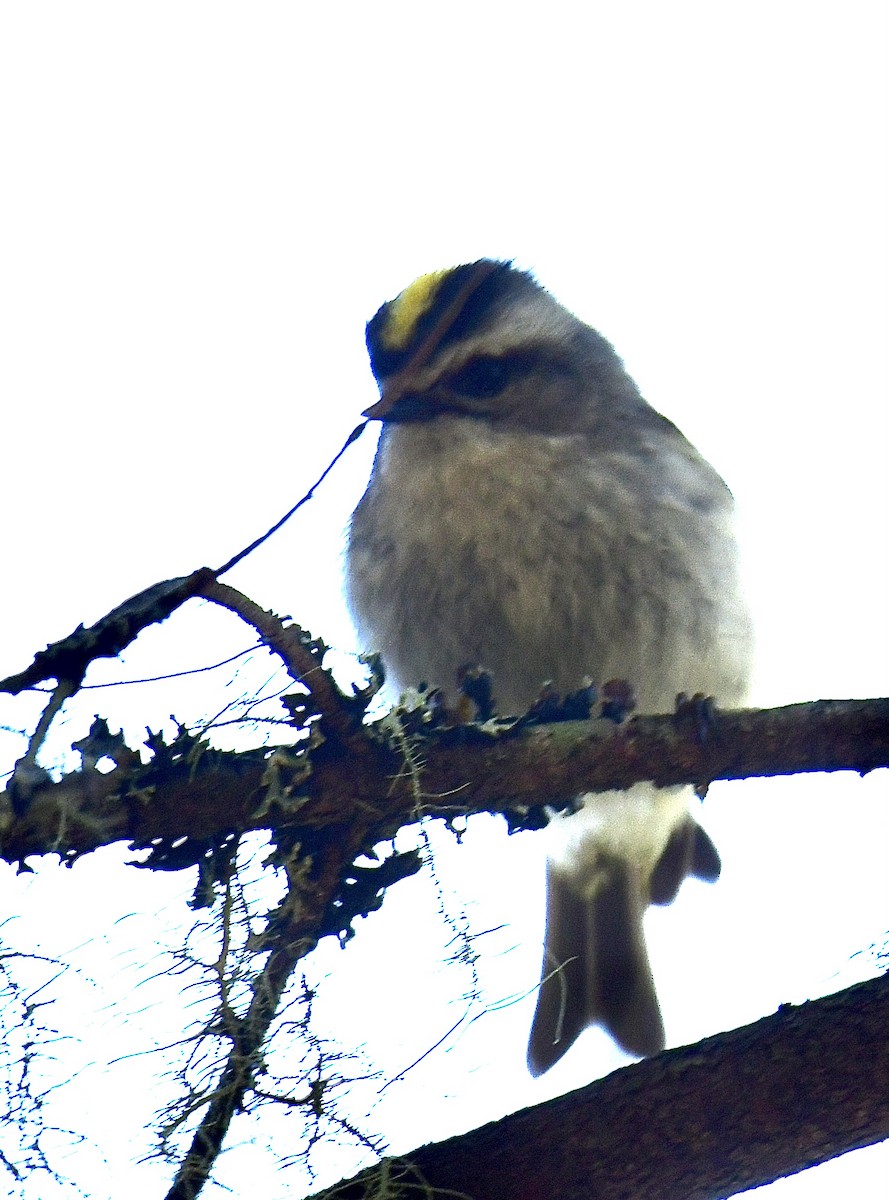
[366,260,535,381]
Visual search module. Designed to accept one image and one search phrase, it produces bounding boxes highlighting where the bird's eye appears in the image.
[448,356,514,399]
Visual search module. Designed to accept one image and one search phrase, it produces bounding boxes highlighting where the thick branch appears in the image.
[314,973,889,1200]
[1,699,886,866]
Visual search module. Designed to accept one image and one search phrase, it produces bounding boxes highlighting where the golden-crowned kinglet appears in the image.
[347,260,752,1074]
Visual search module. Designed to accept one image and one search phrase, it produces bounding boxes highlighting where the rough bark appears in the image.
[314,974,889,1200]
[1,698,886,867]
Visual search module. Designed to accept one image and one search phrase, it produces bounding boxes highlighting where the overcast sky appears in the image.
[1,4,887,1199]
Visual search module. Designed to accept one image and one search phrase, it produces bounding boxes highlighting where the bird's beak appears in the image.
[363,378,435,423]
[362,391,395,421]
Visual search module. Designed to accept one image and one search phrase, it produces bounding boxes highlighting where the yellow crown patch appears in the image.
[380,268,453,351]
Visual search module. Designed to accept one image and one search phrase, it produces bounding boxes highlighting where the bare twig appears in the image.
[162,778,389,1199]
[214,422,368,577]
[198,579,364,747]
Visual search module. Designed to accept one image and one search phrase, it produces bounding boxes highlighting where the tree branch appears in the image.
[1,698,886,867]
[1,690,885,1199]
[313,973,889,1200]
[3,581,885,1200]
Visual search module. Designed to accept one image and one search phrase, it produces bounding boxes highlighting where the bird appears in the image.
[346,259,752,1074]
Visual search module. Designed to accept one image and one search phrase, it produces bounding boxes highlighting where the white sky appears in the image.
[0,3,887,1198]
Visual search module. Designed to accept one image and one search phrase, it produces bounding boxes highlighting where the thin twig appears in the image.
[214,422,368,577]
[199,579,361,745]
